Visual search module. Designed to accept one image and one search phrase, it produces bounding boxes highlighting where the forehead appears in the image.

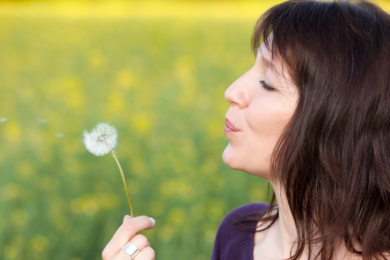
[257,43,282,75]
[257,41,297,93]
[258,43,272,63]
[257,33,277,63]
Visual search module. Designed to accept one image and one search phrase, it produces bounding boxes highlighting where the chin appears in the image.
[222,144,272,179]
[222,144,242,170]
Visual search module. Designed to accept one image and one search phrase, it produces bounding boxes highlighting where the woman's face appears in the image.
[222,41,299,180]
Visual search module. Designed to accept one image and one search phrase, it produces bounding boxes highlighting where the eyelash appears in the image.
[260,80,274,92]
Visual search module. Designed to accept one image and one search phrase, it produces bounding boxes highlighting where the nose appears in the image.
[224,72,251,109]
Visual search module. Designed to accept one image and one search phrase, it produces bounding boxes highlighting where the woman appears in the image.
[102,0,390,259]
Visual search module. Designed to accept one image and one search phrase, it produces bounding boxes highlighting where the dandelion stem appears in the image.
[111,151,134,218]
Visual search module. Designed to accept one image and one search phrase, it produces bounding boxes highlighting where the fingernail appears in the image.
[148,217,155,224]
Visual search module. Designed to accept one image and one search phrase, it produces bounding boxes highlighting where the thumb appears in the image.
[123,215,132,223]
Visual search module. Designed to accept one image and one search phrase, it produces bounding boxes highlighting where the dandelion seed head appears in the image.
[83,123,118,156]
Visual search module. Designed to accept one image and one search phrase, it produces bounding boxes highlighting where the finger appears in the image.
[134,247,155,260]
[103,216,155,257]
[103,215,133,260]
[123,215,132,224]
[111,249,132,260]
[110,239,151,260]
[130,234,150,249]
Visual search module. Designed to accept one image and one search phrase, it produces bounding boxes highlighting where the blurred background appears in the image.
[1,0,389,260]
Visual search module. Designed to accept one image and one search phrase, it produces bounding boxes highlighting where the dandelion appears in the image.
[83,123,117,156]
[83,123,134,217]
[0,117,7,123]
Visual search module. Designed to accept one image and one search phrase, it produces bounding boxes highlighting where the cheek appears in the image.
[246,96,290,140]
[223,91,297,176]
[239,95,294,176]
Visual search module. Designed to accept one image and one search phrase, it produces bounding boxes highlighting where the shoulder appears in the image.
[211,202,269,260]
[222,202,269,225]
[216,202,269,237]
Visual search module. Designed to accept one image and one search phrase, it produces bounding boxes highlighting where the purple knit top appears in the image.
[211,202,269,260]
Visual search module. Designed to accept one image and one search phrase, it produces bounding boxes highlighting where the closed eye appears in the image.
[260,80,275,92]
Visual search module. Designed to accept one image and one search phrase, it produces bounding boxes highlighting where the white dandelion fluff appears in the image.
[83,123,118,156]
[82,122,134,217]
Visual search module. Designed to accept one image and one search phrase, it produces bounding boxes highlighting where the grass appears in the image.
[0,3,271,260]
[1,1,390,259]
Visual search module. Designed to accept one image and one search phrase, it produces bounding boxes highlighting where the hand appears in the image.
[102,215,156,260]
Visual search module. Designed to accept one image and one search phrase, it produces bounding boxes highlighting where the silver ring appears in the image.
[122,242,139,259]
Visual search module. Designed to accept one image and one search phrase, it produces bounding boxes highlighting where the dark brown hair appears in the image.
[235,1,390,259]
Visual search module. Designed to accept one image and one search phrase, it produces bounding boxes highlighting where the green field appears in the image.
[0,3,272,260]
[1,1,389,260]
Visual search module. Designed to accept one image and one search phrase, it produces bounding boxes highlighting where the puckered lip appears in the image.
[225,118,240,132]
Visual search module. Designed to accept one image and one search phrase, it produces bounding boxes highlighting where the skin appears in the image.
[102,215,155,260]
[223,39,300,260]
[103,38,371,260]
[224,39,368,260]
[222,40,298,178]
[103,40,299,260]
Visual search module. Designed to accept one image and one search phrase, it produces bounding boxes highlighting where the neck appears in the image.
[265,182,361,260]
[269,182,298,257]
